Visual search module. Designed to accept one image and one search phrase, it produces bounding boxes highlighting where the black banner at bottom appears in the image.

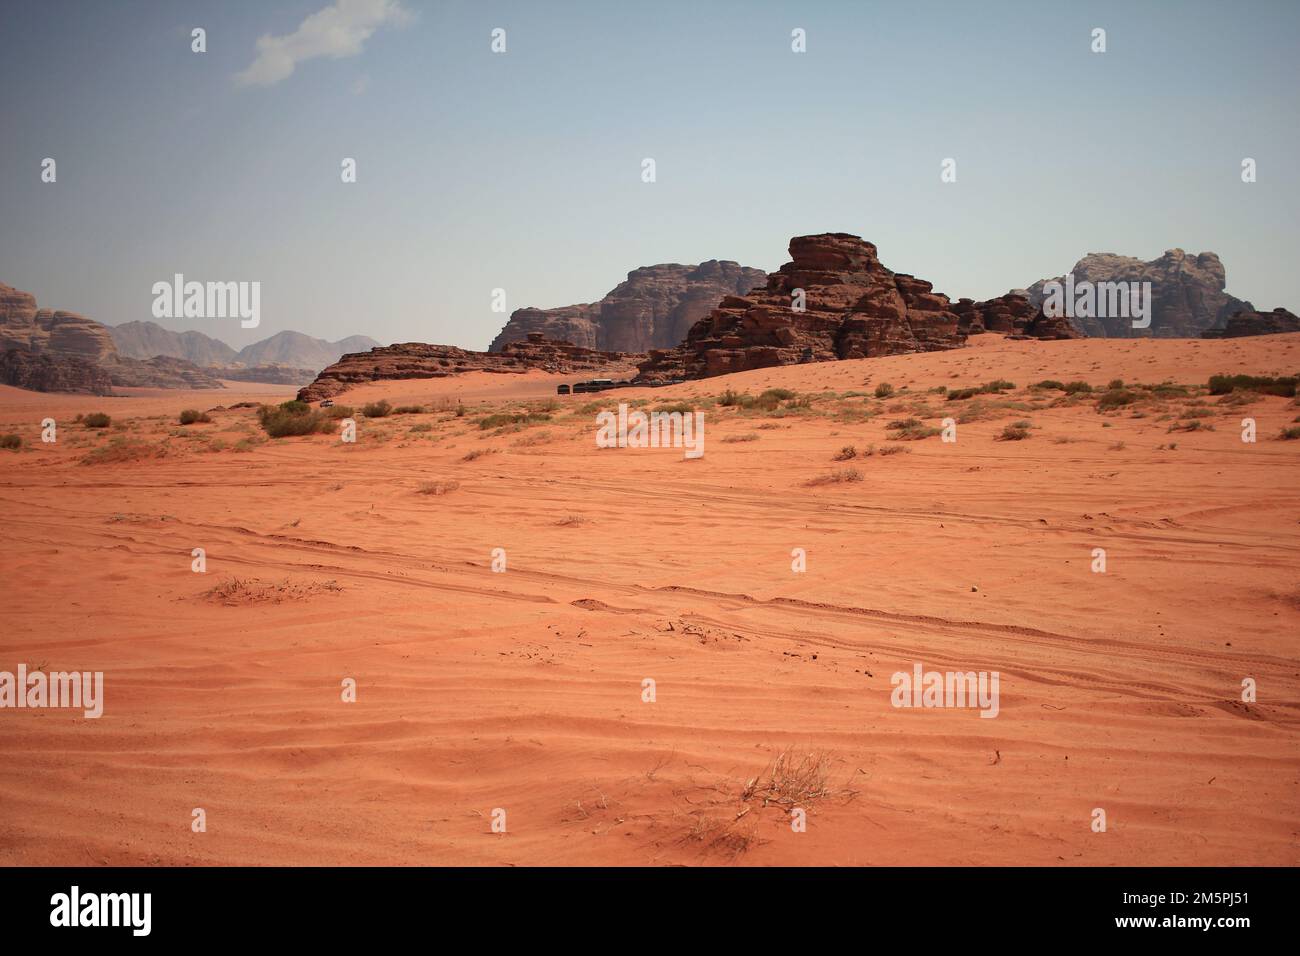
[0,866,1281,941]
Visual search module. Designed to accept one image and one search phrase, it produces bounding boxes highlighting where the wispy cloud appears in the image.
[235,0,412,88]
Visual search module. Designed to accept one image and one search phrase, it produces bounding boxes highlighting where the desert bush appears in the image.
[1,434,22,450]
[1276,426,1300,440]
[408,423,433,433]
[877,444,909,455]
[833,444,857,461]
[873,382,895,398]
[997,420,1032,441]
[654,401,696,415]
[1107,379,1125,390]
[257,401,331,438]
[362,400,392,418]
[721,433,759,443]
[83,412,111,428]
[1034,380,1065,391]
[417,479,460,495]
[805,468,863,486]
[393,404,425,415]
[1096,388,1138,411]
[478,410,551,430]
[80,438,164,464]
[1208,374,1298,397]
[886,418,941,440]
[1062,381,1093,394]
[326,404,354,419]
[461,447,498,461]
[178,409,211,425]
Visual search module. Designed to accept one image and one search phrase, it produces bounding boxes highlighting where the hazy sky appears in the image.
[2,0,1297,350]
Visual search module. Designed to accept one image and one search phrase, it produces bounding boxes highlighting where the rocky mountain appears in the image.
[111,321,238,367]
[1203,307,1300,338]
[105,355,224,390]
[1019,250,1253,338]
[0,348,114,395]
[112,321,379,374]
[489,261,766,353]
[636,234,1073,382]
[236,330,380,371]
[0,283,118,364]
[299,333,634,403]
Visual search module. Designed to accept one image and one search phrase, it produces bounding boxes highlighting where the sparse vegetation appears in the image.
[83,412,111,428]
[362,399,393,418]
[1,434,22,450]
[1277,426,1300,440]
[80,438,165,464]
[833,444,857,461]
[257,401,332,438]
[997,420,1032,441]
[741,747,836,808]
[461,447,498,462]
[721,433,759,443]
[416,479,460,496]
[805,467,863,486]
[947,380,1015,401]
[178,409,211,425]
[1209,374,1298,397]
[873,382,895,399]
[478,411,552,430]
[1096,388,1138,411]
[393,404,425,414]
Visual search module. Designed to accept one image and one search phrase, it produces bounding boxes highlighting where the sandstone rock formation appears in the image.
[1202,307,1300,338]
[0,349,114,395]
[299,333,636,402]
[0,283,118,364]
[635,234,1072,382]
[105,355,224,390]
[489,261,766,353]
[1019,250,1253,338]
[951,293,1077,340]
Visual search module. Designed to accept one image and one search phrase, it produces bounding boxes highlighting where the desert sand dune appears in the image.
[1,334,1297,866]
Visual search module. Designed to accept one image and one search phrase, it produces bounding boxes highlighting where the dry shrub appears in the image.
[805,467,863,486]
[742,747,835,808]
[80,438,167,465]
[202,577,342,606]
[417,480,460,496]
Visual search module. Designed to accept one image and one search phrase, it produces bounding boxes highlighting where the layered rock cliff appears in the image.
[635,234,1072,382]
[1020,250,1253,337]
[299,333,636,402]
[489,261,766,353]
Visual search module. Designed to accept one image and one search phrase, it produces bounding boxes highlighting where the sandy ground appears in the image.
[1,333,1297,866]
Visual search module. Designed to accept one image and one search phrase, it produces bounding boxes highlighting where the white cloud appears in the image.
[235,0,412,88]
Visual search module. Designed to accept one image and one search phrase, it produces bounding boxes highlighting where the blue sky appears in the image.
[2,0,1297,350]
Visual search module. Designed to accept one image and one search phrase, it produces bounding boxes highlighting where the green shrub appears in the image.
[1208,374,1298,397]
[257,403,331,438]
[997,421,1032,441]
[1096,389,1138,411]
[83,412,111,428]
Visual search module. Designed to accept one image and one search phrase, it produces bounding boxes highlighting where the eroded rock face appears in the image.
[635,234,1058,381]
[951,293,1077,340]
[0,348,114,395]
[1202,307,1300,338]
[104,355,225,389]
[489,261,766,353]
[0,283,119,364]
[298,333,636,402]
[1020,250,1253,338]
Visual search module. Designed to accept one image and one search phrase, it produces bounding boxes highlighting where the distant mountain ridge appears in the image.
[111,321,380,372]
